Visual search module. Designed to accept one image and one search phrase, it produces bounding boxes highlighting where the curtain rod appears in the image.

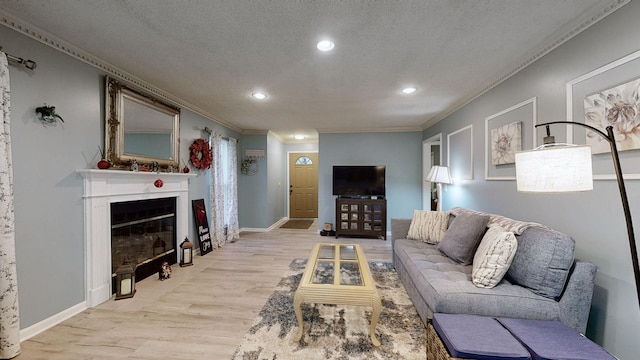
[201,127,238,142]
[0,46,37,70]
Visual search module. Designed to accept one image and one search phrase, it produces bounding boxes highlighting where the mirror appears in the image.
[105,77,180,171]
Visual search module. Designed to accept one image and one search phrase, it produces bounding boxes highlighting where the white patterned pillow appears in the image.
[406,210,450,244]
[472,226,518,288]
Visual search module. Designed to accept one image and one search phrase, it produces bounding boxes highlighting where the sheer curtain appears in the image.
[226,137,239,241]
[209,132,225,248]
[0,53,21,359]
[209,133,240,247]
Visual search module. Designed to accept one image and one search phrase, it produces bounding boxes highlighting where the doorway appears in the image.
[288,152,318,218]
[422,134,442,210]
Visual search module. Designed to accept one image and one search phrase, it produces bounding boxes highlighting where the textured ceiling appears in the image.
[0,0,628,142]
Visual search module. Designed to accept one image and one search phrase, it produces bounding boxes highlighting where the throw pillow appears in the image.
[438,212,490,265]
[505,227,575,300]
[472,226,518,288]
[407,210,450,244]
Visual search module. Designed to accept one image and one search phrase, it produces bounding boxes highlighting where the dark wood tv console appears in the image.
[335,197,386,240]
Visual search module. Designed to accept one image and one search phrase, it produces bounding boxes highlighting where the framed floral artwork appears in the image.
[484,97,536,180]
[584,77,640,154]
[567,49,640,180]
[491,121,522,165]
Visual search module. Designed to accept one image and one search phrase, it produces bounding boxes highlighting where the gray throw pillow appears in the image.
[438,212,490,265]
[505,226,575,300]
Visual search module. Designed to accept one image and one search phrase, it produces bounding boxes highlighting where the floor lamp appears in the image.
[427,165,453,211]
[515,121,640,308]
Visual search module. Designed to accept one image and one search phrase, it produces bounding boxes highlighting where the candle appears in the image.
[183,250,191,264]
[120,278,131,295]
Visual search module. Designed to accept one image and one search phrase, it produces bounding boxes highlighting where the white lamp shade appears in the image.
[515,145,593,192]
[427,166,453,184]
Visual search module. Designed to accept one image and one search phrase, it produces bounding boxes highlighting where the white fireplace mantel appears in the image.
[78,169,196,307]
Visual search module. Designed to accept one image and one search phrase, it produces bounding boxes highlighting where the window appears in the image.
[295,156,313,165]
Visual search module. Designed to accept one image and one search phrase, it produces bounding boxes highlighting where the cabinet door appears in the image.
[362,202,383,231]
[338,201,359,230]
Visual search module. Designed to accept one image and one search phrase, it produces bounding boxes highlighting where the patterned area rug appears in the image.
[279,220,314,229]
[231,259,426,360]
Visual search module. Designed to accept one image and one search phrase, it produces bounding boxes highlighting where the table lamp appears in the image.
[427,165,453,211]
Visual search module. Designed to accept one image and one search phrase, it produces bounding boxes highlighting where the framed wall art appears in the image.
[484,97,536,180]
[567,49,640,180]
[584,77,640,154]
[447,125,473,181]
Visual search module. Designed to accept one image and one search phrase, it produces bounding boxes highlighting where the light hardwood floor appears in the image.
[18,221,393,359]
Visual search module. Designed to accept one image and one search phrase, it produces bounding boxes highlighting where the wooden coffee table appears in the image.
[293,243,382,346]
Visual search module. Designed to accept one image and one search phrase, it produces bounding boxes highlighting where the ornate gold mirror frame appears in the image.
[105,77,180,171]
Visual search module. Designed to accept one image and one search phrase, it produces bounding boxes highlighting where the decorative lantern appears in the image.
[115,263,136,300]
[180,237,194,267]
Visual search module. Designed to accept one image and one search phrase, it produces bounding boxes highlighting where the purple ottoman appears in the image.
[430,313,531,360]
[497,318,616,360]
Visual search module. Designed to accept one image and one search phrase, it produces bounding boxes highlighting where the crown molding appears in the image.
[421,0,631,130]
[242,129,270,135]
[317,126,423,134]
[0,9,243,134]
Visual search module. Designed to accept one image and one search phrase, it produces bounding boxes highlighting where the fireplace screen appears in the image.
[111,198,177,289]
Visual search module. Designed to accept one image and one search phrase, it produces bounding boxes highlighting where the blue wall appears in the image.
[238,134,269,228]
[318,132,423,232]
[267,133,285,226]
[424,2,640,358]
[1,25,241,330]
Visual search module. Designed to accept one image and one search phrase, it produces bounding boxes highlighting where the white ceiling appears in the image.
[0,1,628,143]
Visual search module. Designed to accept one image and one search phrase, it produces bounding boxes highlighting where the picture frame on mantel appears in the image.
[566,49,640,180]
[192,199,213,256]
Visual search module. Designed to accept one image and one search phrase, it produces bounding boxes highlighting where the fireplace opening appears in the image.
[111,197,177,294]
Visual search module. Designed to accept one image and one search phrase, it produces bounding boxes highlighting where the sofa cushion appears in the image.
[497,318,616,360]
[394,239,563,322]
[506,227,575,300]
[433,313,531,360]
[438,212,489,265]
[472,226,518,288]
[407,210,450,244]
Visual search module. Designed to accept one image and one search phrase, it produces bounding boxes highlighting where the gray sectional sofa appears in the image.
[391,208,597,334]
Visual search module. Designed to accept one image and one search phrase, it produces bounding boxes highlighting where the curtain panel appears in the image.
[0,52,21,359]
[226,137,239,241]
[209,133,225,248]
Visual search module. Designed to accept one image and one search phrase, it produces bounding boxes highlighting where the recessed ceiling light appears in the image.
[294,134,305,140]
[401,87,418,94]
[251,92,268,100]
[317,40,335,52]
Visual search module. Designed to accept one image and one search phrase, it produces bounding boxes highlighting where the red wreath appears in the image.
[189,139,213,169]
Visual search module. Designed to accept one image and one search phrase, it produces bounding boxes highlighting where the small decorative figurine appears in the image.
[159,261,171,281]
[35,104,64,124]
[130,159,139,172]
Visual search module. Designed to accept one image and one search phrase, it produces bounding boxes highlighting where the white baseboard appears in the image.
[240,217,288,233]
[20,301,87,342]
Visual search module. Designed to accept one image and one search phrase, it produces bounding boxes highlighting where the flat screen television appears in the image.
[332,165,386,197]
